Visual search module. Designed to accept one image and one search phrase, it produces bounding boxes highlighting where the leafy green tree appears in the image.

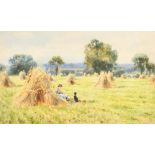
[0,64,6,72]
[84,39,118,73]
[146,62,155,74]
[9,54,37,74]
[132,54,149,74]
[48,56,64,75]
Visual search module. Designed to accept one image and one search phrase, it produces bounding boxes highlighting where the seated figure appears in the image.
[55,84,70,101]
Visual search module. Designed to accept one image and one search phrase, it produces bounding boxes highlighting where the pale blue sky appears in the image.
[0,31,155,65]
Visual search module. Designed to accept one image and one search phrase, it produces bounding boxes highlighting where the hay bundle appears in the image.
[135,73,140,78]
[59,73,63,76]
[150,75,155,85]
[50,76,53,81]
[93,72,99,77]
[67,74,75,85]
[107,72,114,81]
[47,74,53,81]
[83,73,86,76]
[139,74,145,79]
[96,72,111,88]
[0,72,14,87]
[15,68,65,106]
[121,74,127,79]
[19,71,26,80]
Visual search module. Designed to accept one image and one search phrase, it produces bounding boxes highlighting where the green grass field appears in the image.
[0,76,155,124]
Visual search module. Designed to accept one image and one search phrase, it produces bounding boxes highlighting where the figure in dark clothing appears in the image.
[74,92,79,103]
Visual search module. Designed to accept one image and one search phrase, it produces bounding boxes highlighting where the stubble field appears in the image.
[0,76,155,124]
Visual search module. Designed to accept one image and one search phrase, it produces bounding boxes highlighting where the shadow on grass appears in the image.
[69,99,95,104]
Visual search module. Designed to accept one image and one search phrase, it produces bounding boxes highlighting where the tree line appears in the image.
[0,39,155,75]
[84,39,155,75]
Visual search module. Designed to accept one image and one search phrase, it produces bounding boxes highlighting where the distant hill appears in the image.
[117,64,134,69]
[115,64,134,73]
[43,63,86,71]
[43,63,134,72]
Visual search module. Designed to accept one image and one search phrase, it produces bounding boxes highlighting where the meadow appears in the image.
[0,75,155,124]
